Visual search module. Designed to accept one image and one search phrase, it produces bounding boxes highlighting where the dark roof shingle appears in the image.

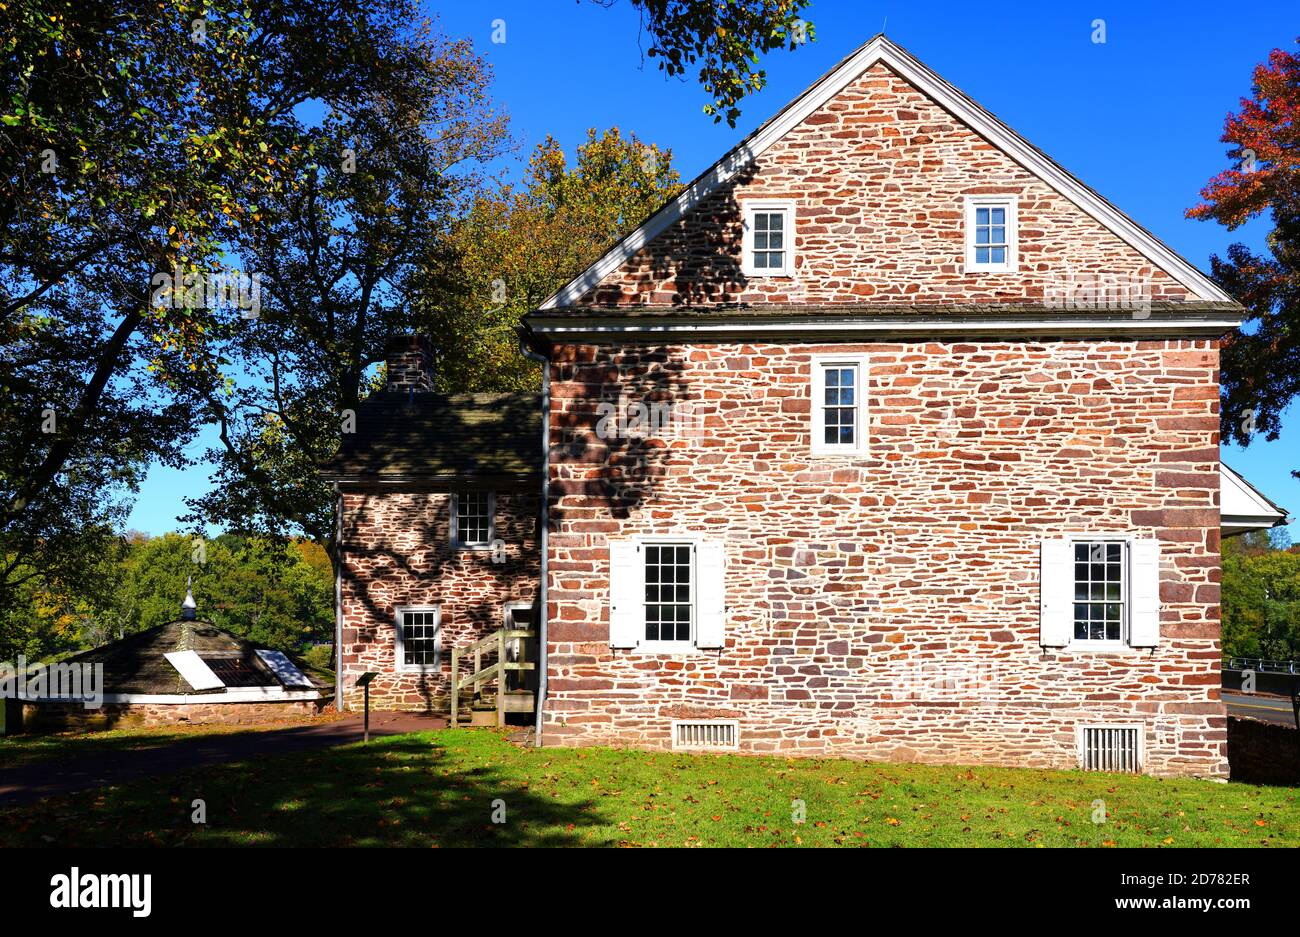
[59,621,325,695]
[320,391,541,481]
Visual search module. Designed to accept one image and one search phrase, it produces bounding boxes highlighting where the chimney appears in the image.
[385,334,436,393]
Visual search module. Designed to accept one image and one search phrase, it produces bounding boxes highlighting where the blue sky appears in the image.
[127,0,1300,537]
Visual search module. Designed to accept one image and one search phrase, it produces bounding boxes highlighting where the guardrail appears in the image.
[1225,657,1300,675]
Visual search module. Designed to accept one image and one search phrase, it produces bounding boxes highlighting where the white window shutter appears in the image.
[608,541,643,648]
[1039,539,1072,647]
[1129,539,1161,647]
[694,540,726,648]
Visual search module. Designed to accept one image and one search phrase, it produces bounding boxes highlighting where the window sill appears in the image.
[452,542,494,552]
[395,663,442,674]
[810,447,868,458]
[619,643,712,656]
[1057,641,1146,655]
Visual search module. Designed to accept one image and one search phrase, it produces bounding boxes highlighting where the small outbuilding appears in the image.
[19,588,330,732]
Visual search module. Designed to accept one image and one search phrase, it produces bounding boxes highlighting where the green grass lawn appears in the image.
[1,729,1296,847]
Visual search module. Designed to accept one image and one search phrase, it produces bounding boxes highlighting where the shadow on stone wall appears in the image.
[586,158,758,306]
[1228,716,1300,786]
[552,348,696,523]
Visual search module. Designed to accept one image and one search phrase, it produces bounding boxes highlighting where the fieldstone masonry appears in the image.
[578,62,1189,308]
[542,340,1225,777]
[338,488,539,711]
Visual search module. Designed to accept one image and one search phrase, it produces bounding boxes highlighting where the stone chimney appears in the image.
[385,334,436,393]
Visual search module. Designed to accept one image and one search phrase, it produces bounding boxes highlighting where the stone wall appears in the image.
[542,339,1226,777]
[338,487,540,711]
[20,698,325,732]
[577,61,1189,308]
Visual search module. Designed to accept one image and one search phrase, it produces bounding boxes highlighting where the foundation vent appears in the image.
[672,720,738,751]
[1078,724,1142,773]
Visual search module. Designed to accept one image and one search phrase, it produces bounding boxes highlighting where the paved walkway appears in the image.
[0,712,447,806]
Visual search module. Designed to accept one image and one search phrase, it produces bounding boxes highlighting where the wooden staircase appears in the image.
[450,627,537,728]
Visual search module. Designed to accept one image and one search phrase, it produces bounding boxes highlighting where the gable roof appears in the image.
[1221,462,1290,535]
[539,34,1231,310]
[320,391,542,483]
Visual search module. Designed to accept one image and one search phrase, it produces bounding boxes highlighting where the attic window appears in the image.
[742,200,795,276]
[964,196,1017,272]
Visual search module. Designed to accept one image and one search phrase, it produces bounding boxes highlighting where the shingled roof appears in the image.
[320,391,542,482]
[61,621,326,696]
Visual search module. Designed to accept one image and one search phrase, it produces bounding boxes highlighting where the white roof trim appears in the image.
[528,314,1241,341]
[1221,463,1288,531]
[32,689,325,705]
[539,35,1230,309]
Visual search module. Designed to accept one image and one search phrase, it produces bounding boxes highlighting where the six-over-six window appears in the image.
[1073,541,1126,642]
[645,543,693,644]
[395,606,440,671]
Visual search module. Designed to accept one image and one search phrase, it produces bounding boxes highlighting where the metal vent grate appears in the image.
[672,720,738,751]
[1078,725,1141,773]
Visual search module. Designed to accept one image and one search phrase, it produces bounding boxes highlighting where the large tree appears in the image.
[0,0,451,609]
[184,26,510,548]
[1188,38,1300,462]
[431,127,681,393]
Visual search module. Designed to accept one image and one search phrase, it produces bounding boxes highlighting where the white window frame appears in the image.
[811,353,869,457]
[394,605,441,673]
[450,490,495,550]
[1065,534,1134,652]
[741,199,796,277]
[637,536,699,655]
[502,600,535,630]
[963,195,1018,273]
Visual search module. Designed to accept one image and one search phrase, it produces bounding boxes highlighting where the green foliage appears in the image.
[183,21,510,547]
[431,127,682,393]
[114,533,333,651]
[1222,535,1300,660]
[607,0,816,126]
[0,531,333,660]
[0,0,462,621]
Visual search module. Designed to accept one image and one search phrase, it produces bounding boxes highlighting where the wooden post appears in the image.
[451,647,459,728]
[497,628,506,727]
[354,672,377,742]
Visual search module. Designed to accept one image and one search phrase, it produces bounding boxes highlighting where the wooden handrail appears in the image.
[450,627,538,727]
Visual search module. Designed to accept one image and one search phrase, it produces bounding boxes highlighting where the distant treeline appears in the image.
[1223,529,1300,661]
[0,532,332,663]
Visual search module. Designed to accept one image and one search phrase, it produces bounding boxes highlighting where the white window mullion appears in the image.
[741,199,796,276]
[964,195,1018,273]
[811,354,868,456]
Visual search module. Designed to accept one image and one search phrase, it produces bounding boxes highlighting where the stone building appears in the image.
[323,36,1288,777]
